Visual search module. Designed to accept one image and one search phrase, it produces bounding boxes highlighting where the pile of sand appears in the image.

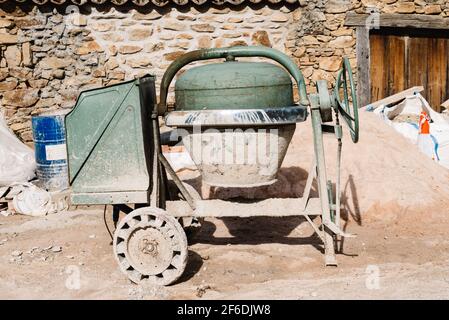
[181,111,449,222]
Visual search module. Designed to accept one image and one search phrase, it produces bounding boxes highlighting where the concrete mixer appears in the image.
[65,46,359,285]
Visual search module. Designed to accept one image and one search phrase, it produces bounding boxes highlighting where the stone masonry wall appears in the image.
[1,0,449,144]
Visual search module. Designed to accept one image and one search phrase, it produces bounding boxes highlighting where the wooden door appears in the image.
[370,29,449,112]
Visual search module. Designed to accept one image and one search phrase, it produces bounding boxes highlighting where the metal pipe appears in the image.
[158,46,309,115]
[158,152,197,210]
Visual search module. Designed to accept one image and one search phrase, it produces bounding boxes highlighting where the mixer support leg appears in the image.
[309,95,338,266]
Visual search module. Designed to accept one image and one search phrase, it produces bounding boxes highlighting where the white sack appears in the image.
[0,112,36,186]
[11,183,51,217]
[369,93,449,169]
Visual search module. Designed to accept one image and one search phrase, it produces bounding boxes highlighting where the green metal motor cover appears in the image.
[175,61,294,110]
[65,75,156,205]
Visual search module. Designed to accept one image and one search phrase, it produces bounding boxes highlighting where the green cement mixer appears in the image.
[65,46,359,285]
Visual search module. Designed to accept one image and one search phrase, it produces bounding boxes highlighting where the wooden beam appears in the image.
[345,12,449,29]
[363,86,424,109]
[441,99,449,110]
[356,27,370,108]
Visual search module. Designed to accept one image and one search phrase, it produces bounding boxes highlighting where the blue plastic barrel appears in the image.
[31,111,69,191]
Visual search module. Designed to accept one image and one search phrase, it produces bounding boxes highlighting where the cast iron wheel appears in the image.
[113,207,188,286]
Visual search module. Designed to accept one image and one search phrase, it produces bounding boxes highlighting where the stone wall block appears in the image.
[2,88,40,108]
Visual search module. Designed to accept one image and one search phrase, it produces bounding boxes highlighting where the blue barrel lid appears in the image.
[32,110,70,142]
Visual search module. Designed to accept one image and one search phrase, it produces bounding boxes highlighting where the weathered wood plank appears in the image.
[427,38,448,112]
[369,33,386,102]
[363,86,424,109]
[388,35,406,96]
[345,13,449,29]
[356,27,370,108]
[408,37,429,104]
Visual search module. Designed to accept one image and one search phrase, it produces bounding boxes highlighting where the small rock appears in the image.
[163,21,185,31]
[191,24,215,33]
[270,13,289,23]
[39,56,74,70]
[396,2,416,14]
[129,28,153,41]
[51,69,65,79]
[164,51,186,61]
[89,234,96,239]
[66,255,74,260]
[118,45,142,55]
[252,30,271,47]
[44,245,53,250]
[196,284,211,298]
[0,34,18,45]
[132,12,162,21]
[11,250,22,257]
[51,246,62,253]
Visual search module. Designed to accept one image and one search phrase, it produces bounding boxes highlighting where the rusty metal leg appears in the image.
[112,205,120,229]
[150,115,160,208]
[309,95,337,266]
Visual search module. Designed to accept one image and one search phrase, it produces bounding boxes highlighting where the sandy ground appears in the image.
[1,206,449,299]
[1,112,449,299]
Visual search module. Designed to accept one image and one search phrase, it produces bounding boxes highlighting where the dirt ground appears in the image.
[1,205,449,300]
[1,112,449,299]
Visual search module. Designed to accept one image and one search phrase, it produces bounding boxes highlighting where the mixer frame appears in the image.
[107,47,359,285]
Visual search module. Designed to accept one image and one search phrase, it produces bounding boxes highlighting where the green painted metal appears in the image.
[334,57,359,143]
[309,94,337,266]
[65,76,156,205]
[175,61,293,111]
[316,80,333,123]
[158,45,309,115]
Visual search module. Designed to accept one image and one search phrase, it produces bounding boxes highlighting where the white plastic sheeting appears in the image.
[0,112,36,186]
[1,183,69,217]
[10,183,52,217]
[367,93,449,169]
[164,151,197,172]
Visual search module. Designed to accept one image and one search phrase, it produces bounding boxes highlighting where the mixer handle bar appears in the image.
[158,46,309,115]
